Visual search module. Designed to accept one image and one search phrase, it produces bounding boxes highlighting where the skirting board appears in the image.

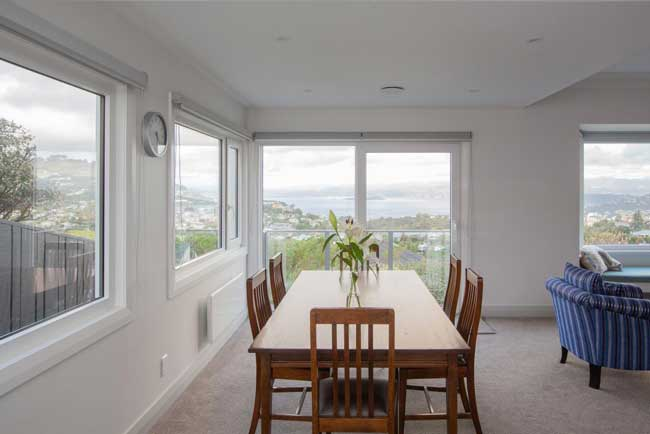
[483,304,554,318]
[122,309,247,434]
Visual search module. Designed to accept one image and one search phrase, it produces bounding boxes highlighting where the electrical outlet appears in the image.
[160,354,168,378]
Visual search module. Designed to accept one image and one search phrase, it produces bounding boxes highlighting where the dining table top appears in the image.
[249,270,469,357]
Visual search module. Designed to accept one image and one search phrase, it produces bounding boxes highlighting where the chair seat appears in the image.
[273,367,329,381]
[319,378,390,416]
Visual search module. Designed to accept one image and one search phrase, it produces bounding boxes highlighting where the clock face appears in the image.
[143,112,168,157]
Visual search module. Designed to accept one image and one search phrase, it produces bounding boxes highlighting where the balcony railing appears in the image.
[263,229,451,302]
[0,220,98,339]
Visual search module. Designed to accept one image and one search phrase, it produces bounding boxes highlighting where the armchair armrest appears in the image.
[589,293,650,320]
[602,281,644,299]
[546,278,591,305]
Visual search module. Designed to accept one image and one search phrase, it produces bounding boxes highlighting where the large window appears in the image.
[262,142,459,301]
[170,102,245,299]
[367,153,451,300]
[584,140,650,246]
[0,57,104,340]
[263,146,355,285]
[174,124,222,266]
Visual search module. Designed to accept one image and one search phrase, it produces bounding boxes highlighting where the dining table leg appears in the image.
[446,353,458,434]
[260,353,272,434]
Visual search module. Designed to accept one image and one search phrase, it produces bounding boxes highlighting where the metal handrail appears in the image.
[263,228,450,271]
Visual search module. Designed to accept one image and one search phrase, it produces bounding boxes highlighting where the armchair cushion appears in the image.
[601,281,645,300]
[563,263,604,294]
[589,293,650,320]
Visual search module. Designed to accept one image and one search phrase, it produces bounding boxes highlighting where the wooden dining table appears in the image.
[249,270,470,434]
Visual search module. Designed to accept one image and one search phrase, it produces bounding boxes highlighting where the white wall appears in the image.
[0,4,249,434]
[248,77,650,317]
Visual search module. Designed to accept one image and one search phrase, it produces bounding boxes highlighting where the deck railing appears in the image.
[0,220,98,339]
[263,229,451,300]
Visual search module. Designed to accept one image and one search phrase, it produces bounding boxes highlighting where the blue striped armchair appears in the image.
[546,263,650,389]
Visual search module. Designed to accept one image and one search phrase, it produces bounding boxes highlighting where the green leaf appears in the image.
[350,243,364,263]
[328,210,338,231]
[322,233,336,253]
[358,233,373,245]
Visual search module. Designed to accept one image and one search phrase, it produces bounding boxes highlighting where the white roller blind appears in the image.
[0,1,148,89]
[253,131,472,142]
[581,131,650,143]
[172,93,251,141]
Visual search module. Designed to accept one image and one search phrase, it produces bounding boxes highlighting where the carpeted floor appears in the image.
[149,319,650,434]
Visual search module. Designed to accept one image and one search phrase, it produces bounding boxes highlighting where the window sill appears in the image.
[171,246,247,298]
[0,300,133,397]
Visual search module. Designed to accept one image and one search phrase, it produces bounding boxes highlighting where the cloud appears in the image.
[0,59,99,153]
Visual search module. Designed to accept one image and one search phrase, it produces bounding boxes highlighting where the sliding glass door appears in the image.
[365,150,452,301]
[262,141,460,300]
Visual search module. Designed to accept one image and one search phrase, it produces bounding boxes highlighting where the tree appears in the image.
[632,210,645,231]
[0,119,39,221]
[0,119,59,222]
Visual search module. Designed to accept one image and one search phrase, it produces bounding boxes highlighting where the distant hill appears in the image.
[585,193,650,214]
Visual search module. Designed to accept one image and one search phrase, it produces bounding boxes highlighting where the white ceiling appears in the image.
[113,1,650,108]
[607,49,650,73]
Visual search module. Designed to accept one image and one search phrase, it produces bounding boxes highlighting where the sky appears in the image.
[584,142,650,195]
[0,58,99,159]
[263,146,450,196]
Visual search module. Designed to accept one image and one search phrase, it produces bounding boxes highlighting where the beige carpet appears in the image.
[149,319,650,434]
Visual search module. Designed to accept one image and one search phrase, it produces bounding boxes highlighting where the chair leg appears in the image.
[467,369,483,434]
[589,364,601,390]
[398,373,407,434]
[248,361,261,434]
[458,378,471,413]
[560,346,568,364]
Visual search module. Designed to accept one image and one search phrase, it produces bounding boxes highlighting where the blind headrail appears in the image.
[0,1,148,89]
[253,131,472,142]
[172,94,252,141]
[581,131,650,143]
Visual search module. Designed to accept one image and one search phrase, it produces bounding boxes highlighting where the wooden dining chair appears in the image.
[398,268,484,434]
[442,254,462,322]
[310,308,396,434]
[247,269,329,434]
[366,243,380,274]
[269,253,287,308]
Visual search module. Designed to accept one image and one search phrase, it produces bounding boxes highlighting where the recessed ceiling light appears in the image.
[467,88,480,94]
[527,37,543,44]
[380,86,405,96]
[275,35,291,42]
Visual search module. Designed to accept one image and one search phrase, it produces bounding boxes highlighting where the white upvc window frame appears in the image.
[0,31,134,396]
[168,100,247,298]
[581,134,650,255]
[226,138,244,250]
[255,139,471,271]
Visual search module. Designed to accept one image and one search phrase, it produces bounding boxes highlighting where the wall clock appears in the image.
[142,111,168,157]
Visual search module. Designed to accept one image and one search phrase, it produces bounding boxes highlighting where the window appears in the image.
[174,124,222,266]
[263,146,355,286]
[366,152,451,300]
[261,142,460,301]
[227,145,239,241]
[170,99,247,297]
[0,57,104,340]
[584,139,650,246]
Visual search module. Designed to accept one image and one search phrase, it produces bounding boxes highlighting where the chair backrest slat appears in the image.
[443,254,462,321]
[368,323,374,417]
[269,253,287,308]
[457,268,484,356]
[246,269,272,339]
[310,308,395,433]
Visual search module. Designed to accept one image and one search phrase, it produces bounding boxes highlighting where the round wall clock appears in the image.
[142,111,168,157]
